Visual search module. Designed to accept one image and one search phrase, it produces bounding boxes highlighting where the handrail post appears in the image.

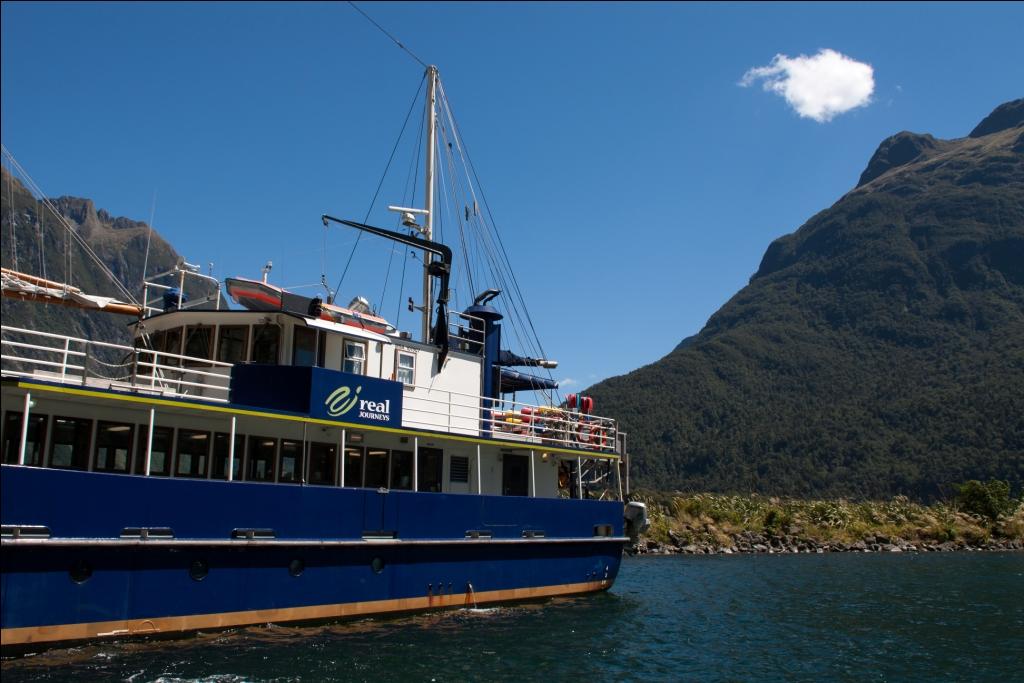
[59,337,70,382]
[577,456,583,500]
[413,436,419,492]
[530,449,536,498]
[81,345,90,385]
[17,391,31,465]
[227,415,236,481]
[145,408,155,475]
[476,444,482,494]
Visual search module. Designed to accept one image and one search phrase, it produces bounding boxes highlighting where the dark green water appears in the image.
[3,553,1022,682]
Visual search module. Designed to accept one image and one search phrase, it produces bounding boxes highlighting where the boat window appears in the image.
[49,416,92,470]
[184,325,214,361]
[450,455,469,483]
[247,436,277,482]
[501,453,530,497]
[396,350,415,385]
[211,431,245,479]
[390,449,413,490]
[94,421,133,473]
[135,426,174,476]
[364,448,388,488]
[292,327,317,367]
[176,429,210,478]
[279,439,303,483]
[317,331,327,368]
[344,446,363,487]
[217,325,249,363]
[418,447,444,492]
[252,324,280,365]
[163,327,183,364]
[343,340,366,375]
[308,442,337,485]
[2,411,47,466]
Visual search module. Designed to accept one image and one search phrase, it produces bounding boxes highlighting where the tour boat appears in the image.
[0,65,646,651]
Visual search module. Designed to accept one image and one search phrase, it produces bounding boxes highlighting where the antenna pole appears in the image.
[422,65,438,344]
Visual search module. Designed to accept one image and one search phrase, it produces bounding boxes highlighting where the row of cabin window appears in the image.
[1,411,448,490]
[145,324,416,383]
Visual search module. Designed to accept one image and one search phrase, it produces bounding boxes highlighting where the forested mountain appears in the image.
[589,100,1024,501]
[1,166,218,348]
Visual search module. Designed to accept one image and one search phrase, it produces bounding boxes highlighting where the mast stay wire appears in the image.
[346,2,428,69]
[2,144,139,305]
[332,73,425,302]
[436,83,559,396]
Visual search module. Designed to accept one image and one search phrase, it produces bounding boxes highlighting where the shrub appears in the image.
[955,480,1015,521]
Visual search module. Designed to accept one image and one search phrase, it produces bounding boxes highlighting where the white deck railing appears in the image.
[1,326,232,401]
[2,326,619,453]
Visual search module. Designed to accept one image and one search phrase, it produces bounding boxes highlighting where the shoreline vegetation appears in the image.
[629,481,1024,555]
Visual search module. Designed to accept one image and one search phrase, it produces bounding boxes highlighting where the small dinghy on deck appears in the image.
[225,276,398,335]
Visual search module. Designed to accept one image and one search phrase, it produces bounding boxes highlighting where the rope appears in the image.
[332,73,426,300]
[346,2,428,68]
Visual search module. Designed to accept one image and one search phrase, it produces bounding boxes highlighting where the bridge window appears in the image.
[279,439,303,483]
[211,432,244,479]
[390,449,413,490]
[308,442,337,485]
[396,350,415,385]
[94,421,133,473]
[418,447,443,492]
[364,448,388,488]
[162,327,183,365]
[252,324,280,365]
[344,447,363,486]
[247,436,277,481]
[217,325,249,363]
[49,416,92,470]
[343,340,366,375]
[176,430,210,478]
[135,426,173,476]
[184,325,214,361]
[292,327,317,367]
[2,411,47,466]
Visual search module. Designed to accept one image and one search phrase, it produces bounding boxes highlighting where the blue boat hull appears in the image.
[0,466,625,647]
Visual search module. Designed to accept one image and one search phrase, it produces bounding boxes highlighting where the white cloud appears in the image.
[559,377,577,388]
[740,49,875,123]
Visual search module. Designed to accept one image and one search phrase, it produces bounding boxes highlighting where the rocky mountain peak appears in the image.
[856,131,938,187]
[968,98,1024,138]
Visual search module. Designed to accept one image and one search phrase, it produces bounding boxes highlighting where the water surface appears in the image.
[3,553,1022,681]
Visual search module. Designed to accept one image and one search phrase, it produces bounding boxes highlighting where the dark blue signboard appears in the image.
[231,365,403,427]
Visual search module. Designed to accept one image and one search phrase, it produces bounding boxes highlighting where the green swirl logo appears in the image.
[325,385,362,417]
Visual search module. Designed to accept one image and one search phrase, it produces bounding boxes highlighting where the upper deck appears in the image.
[1,310,622,458]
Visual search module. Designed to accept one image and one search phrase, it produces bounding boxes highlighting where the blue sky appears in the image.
[3,1,1022,394]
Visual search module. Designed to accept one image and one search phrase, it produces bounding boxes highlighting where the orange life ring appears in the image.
[576,423,607,449]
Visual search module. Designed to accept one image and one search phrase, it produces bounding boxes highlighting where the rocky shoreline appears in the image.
[629,526,1024,556]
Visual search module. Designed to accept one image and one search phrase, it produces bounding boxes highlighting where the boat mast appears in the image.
[422,64,438,344]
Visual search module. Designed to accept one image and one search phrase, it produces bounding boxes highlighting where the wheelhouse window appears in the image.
[2,411,47,466]
[279,439,303,483]
[252,324,280,365]
[364,448,388,488]
[390,450,413,490]
[49,416,92,470]
[292,327,318,367]
[183,325,214,361]
[419,447,444,492]
[136,426,174,476]
[308,442,337,485]
[162,327,183,365]
[211,431,244,480]
[396,350,416,385]
[176,429,210,478]
[343,340,366,375]
[344,446,363,487]
[247,436,277,481]
[217,325,249,363]
[94,421,133,473]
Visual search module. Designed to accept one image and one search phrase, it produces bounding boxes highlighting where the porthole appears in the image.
[69,560,92,584]
[371,557,385,574]
[189,559,209,581]
[289,559,305,577]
